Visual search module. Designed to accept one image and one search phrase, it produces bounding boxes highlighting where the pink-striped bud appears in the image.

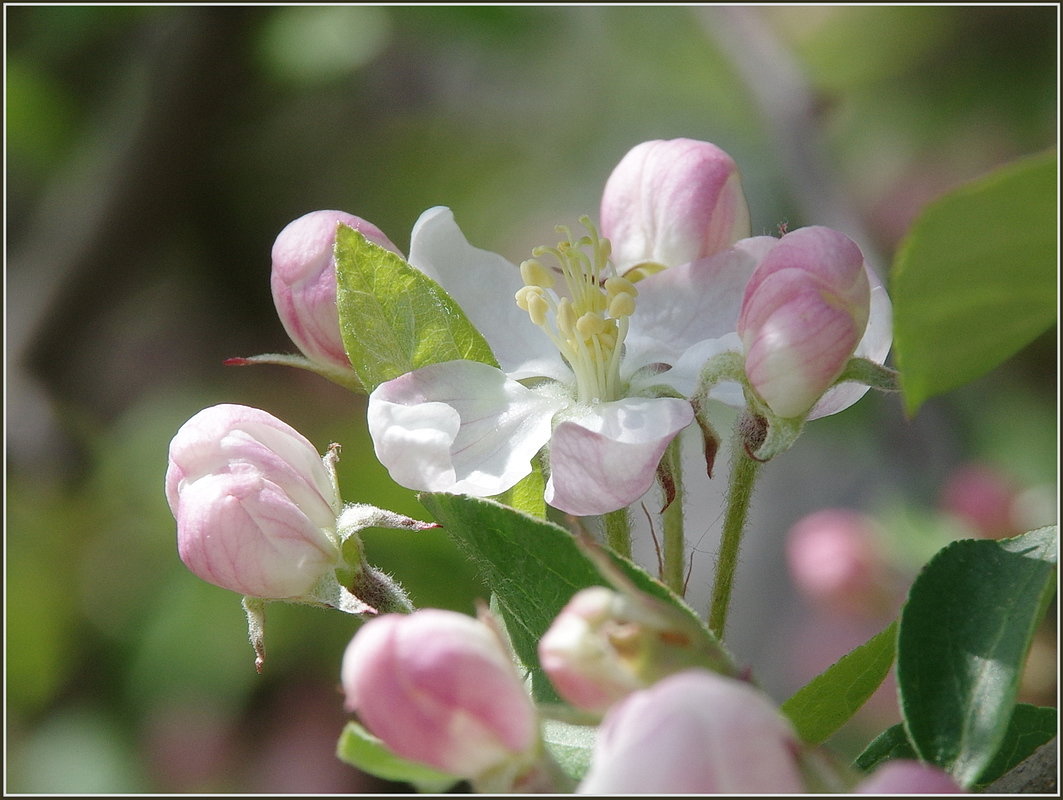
[271,210,403,371]
[738,226,871,419]
[341,609,539,781]
[600,138,751,273]
[578,669,805,794]
[855,761,965,793]
[165,404,342,599]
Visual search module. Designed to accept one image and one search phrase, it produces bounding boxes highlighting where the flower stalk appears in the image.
[708,414,763,638]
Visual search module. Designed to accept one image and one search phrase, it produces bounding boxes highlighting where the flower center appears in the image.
[515,216,637,403]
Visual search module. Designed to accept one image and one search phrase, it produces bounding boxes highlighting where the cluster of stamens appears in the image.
[515,216,638,403]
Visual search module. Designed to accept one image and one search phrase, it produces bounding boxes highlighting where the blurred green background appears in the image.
[6,5,1057,793]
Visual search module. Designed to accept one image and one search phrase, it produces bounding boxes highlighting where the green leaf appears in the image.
[853,723,917,773]
[896,526,1057,786]
[418,492,727,703]
[781,620,897,744]
[541,719,597,782]
[336,720,460,793]
[334,226,497,392]
[853,705,1058,787]
[974,703,1058,787]
[891,150,1057,415]
[491,467,546,518]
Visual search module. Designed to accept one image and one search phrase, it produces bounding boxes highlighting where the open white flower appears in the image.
[367,207,768,516]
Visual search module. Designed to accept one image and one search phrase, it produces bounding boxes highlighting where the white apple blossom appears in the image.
[366,207,770,516]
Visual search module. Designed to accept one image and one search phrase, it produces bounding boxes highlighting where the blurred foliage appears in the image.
[5,5,1056,792]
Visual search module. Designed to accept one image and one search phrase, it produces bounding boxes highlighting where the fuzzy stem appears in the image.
[707,425,762,639]
[661,438,687,595]
[603,508,632,559]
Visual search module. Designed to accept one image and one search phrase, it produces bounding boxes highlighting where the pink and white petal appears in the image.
[545,398,694,516]
[807,272,893,420]
[408,207,568,382]
[368,360,563,497]
[625,237,777,371]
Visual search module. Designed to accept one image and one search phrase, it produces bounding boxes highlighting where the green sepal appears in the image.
[334,225,498,393]
[336,720,461,793]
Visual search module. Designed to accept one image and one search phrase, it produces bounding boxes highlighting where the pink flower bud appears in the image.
[271,210,403,371]
[600,138,751,273]
[786,509,893,616]
[855,760,965,793]
[738,226,871,419]
[341,609,539,780]
[939,463,1020,539]
[165,404,341,598]
[578,670,805,794]
[538,587,647,713]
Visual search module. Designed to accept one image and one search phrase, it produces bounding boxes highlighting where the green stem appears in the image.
[707,425,762,639]
[661,438,686,596]
[603,508,632,559]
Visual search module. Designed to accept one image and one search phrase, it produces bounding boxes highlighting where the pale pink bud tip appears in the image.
[271,210,402,372]
[539,587,645,713]
[165,404,341,598]
[341,609,538,779]
[738,226,871,419]
[579,670,804,794]
[856,761,966,793]
[601,138,751,272]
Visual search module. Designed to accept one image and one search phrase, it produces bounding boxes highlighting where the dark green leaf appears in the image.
[418,492,726,703]
[975,703,1058,786]
[853,723,917,773]
[897,526,1057,786]
[891,150,1057,415]
[782,620,897,744]
[336,720,459,793]
[335,226,497,392]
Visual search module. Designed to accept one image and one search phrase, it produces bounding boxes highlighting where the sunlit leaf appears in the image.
[896,526,1057,786]
[335,226,497,392]
[891,150,1057,415]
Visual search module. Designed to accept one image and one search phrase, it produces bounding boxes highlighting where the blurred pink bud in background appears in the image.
[786,509,895,617]
[271,210,403,371]
[165,404,341,598]
[340,609,538,780]
[939,462,1020,539]
[578,669,805,794]
[855,760,965,793]
[738,226,870,418]
[600,138,751,273]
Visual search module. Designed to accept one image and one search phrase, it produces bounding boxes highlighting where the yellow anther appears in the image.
[520,258,555,289]
[605,276,638,298]
[576,312,608,338]
[608,291,636,319]
[556,297,577,337]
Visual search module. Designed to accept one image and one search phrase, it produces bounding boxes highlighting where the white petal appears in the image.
[409,207,568,381]
[807,271,893,420]
[545,398,693,516]
[624,236,777,372]
[368,360,564,497]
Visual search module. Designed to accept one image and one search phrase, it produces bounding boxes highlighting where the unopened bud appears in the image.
[165,404,341,599]
[341,609,539,781]
[737,226,871,419]
[600,138,751,273]
[271,210,403,372]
